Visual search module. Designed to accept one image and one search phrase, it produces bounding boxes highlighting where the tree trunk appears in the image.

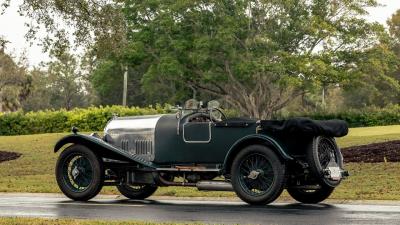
[193,62,304,119]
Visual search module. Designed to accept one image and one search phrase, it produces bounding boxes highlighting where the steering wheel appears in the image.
[182,108,227,123]
[183,112,211,123]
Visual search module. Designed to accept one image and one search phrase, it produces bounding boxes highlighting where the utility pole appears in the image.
[122,66,128,106]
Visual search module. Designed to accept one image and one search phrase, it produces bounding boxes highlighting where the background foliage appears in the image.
[0,105,399,136]
[0,1,399,122]
[0,105,170,135]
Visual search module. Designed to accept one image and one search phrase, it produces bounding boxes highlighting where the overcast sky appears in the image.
[0,0,400,67]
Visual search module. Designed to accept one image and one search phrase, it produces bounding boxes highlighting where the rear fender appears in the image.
[54,134,155,168]
[222,134,294,174]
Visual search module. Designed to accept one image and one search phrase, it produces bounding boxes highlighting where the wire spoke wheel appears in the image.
[239,153,275,196]
[317,138,337,169]
[63,155,94,192]
[231,145,286,205]
[307,136,343,187]
[56,145,104,201]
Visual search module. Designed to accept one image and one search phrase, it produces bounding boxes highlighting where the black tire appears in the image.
[231,145,286,205]
[56,145,104,201]
[117,184,158,200]
[287,184,335,204]
[307,136,342,187]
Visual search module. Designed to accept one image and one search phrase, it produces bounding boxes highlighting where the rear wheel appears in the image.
[231,145,286,205]
[287,185,334,204]
[55,145,104,201]
[117,184,158,200]
[307,136,342,187]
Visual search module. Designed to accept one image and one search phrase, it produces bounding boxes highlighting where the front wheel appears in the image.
[287,185,334,204]
[117,184,158,200]
[55,145,104,201]
[231,145,286,205]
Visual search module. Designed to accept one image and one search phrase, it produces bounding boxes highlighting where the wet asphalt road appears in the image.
[0,195,399,224]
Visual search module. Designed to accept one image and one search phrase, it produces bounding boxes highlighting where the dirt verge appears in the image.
[342,140,400,163]
[0,151,22,163]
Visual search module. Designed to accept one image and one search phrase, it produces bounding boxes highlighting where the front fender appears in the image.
[222,134,294,173]
[54,134,155,168]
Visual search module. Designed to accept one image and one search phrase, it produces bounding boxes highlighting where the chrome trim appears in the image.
[182,122,212,143]
[104,115,164,161]
[104,115,163,132]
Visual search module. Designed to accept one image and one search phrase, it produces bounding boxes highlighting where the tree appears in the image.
[342,44,400,108]
[0,40,31,112]
[388,9,400,44]
[21,68,52,111]
[122,0,382,118]
[1,0,126,57]
[387,9,400,83]
[2,0,389,117]
[44,51,92,110]
[90,57,192,106]
[21,52,97,111]
[2,0,140,107]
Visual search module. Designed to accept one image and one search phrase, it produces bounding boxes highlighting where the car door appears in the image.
[182,121,212,143]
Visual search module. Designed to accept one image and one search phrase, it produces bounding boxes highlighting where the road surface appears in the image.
[0,194,399,224]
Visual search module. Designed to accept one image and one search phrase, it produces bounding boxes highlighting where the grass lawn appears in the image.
[0,217,198,225]
[0,125,399,200]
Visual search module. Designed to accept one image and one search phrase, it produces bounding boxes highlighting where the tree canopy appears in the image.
[0,43,31,112]
[1,0,400,116]
[121,0,384,117]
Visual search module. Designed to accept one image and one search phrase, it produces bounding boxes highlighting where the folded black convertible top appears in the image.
[260,117,348,137]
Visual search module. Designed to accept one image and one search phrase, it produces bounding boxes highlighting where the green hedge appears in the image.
[0,105,170,136]
[290,105,400,127]
[0,105,399,136]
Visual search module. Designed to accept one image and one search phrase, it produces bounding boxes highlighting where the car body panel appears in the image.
[54,113,294,169]
[153,114,260,164]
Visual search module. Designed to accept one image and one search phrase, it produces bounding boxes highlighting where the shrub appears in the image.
[0,105,171,136]
[0,104,399,136]
[288,105,400,127]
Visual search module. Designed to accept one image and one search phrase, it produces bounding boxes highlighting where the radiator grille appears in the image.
[120,139,153,156]
[134,139,153,155]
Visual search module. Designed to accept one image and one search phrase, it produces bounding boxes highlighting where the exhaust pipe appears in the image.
[196,181,233,192]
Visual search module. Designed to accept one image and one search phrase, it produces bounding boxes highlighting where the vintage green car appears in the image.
[54,99,349,205]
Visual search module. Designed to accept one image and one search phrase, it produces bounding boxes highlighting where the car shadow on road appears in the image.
[64,198,337,211]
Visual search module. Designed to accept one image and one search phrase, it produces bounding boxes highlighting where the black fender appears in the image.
[222,134,294,174]
[54,134,155,168]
